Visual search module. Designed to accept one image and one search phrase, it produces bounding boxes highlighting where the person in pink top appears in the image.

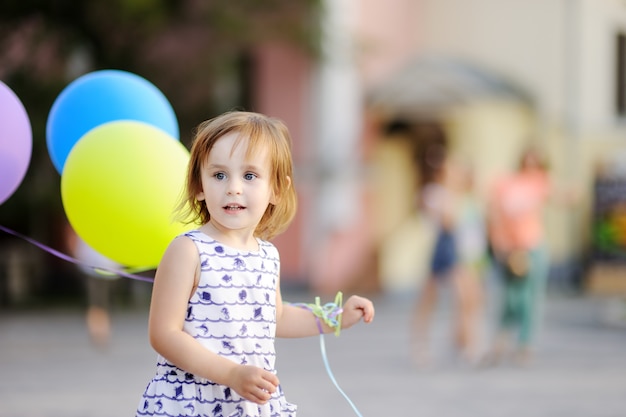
[485,146,552,365]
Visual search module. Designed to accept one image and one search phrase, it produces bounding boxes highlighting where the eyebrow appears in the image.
[205,162,267,173]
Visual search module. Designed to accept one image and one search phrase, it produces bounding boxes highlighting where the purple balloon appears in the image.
[0,82,32,205]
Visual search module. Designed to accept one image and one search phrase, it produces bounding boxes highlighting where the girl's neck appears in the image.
[199,222,259,251]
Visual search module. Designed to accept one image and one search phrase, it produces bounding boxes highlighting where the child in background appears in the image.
[450,159,488,364]
[135,111,375,417]
[411,156,458,366]
[411,155,487,366]
[485,146,552,365]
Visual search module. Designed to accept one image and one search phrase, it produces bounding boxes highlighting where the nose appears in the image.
[226,178,243,195]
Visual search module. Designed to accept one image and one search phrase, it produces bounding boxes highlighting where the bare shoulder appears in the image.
[166,233,198,255]
[157,234,200,276]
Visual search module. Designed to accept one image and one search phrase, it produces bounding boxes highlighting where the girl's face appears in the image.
[196,132,276,238]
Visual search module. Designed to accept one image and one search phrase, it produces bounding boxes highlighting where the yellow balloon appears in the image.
[61,121,191,268]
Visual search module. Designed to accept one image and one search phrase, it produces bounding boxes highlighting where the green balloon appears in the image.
[61,121,191,268]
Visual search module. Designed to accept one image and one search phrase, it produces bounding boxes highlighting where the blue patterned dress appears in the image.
[136,230,297,417]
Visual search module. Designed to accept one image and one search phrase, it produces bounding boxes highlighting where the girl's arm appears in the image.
[275,278,375,338]
[148,236,278,404]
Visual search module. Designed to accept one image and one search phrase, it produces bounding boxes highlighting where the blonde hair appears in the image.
[177,111,297,240]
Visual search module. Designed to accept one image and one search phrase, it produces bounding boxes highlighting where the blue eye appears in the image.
[215,172,226,180]
[244,173,257,181]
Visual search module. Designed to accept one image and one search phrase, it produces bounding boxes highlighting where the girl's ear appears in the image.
[196,191,205,201]
[270,176,291,205]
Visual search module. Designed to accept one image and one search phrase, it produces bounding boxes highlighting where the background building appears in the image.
[272,0,626,294]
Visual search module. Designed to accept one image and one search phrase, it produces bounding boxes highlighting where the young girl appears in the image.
[135,111,375,417]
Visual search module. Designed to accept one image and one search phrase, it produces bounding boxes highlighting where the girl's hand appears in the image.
[341,295,375,330]
[227,364,279,405]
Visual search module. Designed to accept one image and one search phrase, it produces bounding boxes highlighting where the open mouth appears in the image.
[224,204,245,211]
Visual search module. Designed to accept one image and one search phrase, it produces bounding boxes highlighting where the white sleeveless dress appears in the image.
[136,230,297,417]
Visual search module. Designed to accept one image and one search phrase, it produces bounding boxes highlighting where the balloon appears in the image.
[0,82,32,205]
[47,69,179,173]
[61,121,191,268]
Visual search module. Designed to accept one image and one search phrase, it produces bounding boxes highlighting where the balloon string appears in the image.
[289,294,363,416]
[0,224,154,282]
[318,333,365,417]
[289,292,343,336]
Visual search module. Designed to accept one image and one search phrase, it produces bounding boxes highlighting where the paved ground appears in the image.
[1,288,626,417]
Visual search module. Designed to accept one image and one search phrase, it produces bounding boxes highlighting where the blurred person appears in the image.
[411,155,488,367]
[484,145,574,365]
[451,159,489,363]
[135,111,375,417]
[65,223,121,348]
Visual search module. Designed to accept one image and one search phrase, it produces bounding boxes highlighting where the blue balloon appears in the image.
[46,69,179,173]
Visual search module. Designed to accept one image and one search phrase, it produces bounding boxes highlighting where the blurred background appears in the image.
[2,1,626,416]
[3,0,626,304]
